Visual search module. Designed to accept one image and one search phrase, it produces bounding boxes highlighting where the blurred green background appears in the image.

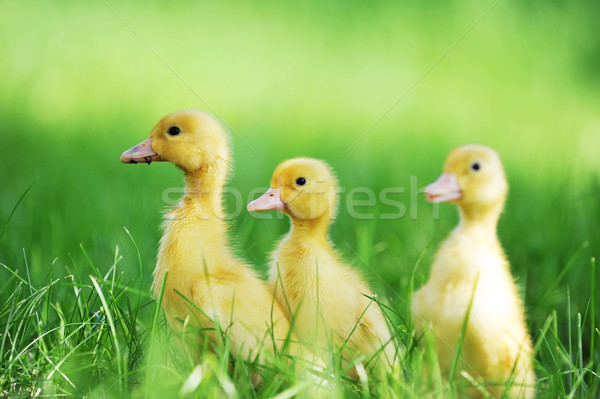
[0,0,599,393]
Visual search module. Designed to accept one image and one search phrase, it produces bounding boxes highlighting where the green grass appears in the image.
[1,0,599,397]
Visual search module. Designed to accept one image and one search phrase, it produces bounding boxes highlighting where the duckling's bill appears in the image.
[424,173,462,203]
[120,137,164,164]
[247,188,285,211]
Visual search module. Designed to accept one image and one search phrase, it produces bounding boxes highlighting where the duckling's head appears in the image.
[120,110,229,172]
[248,158,338,221]
[425,144,507,211]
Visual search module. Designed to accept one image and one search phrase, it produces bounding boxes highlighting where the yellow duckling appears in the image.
[248,158,395,376]
[412,144,535,398]
[120,110,293,365]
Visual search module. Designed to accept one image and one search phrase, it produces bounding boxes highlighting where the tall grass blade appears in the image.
[449,273,480,386]
[90,276,126,391]
[0,177,38,241]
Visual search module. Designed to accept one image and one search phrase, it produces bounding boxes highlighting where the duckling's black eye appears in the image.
[471,162,481,171]
[167,126,181,136]
[295,177,306,186]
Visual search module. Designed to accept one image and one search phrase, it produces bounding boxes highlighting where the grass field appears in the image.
[1,0,599,397]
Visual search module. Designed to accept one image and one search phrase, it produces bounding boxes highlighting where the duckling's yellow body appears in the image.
[271,224,394,373]
[121,110,292,363]
[412,145,535,398]
[156,183,290,362]
[248,158,395,375]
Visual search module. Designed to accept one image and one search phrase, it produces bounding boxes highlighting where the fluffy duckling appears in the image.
[121,110,293,365]
[412,144,535,398]
[247,158,395,376]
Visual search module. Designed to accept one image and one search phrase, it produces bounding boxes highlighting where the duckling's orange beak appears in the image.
[424,173,462,203]
[120,137,164,164]
[247,188,285,212]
